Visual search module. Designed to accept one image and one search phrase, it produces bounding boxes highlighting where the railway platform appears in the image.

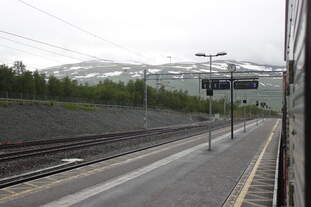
[224,119,280,207]
[0,119,281,207]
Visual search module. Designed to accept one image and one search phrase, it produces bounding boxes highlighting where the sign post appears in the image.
[144,69,148,129]
[202,69,260,140]
[243,99,247,133]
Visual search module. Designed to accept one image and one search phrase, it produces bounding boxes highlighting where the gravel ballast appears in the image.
[0,104,208,143]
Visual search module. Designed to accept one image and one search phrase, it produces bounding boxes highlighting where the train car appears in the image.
[282,0,310,206]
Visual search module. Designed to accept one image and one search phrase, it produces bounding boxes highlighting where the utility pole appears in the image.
[243,103,246,133]
[224,95,226,116]
[198,74,201,99]
[156,74,160,91]
[209,56,212,118]
[208,59,212,151]
[144,69,148,129]
[230,71,234,139]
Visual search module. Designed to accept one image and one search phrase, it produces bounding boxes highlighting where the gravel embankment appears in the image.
[0,104,208,143]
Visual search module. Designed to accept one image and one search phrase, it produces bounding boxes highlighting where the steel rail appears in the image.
[0,119,241,189]
[0,129,189,161]
[0,123,213,162]
[0,126,185,150]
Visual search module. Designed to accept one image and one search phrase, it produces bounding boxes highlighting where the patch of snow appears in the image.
[129,71,142,78]
[131,74,141,78]
[239,63,268,71]
[168,71,181,74]
[66,66,82,71]
[171,65,193,70]
[53,71,59,74]
[84,73,99,78]
[98,71,123,78]
[190,70,201,73]
[122,67,131,70]
[72,73,100,79]
[212,63,228,70]
[72,76,86,79]
[148,69,162,73]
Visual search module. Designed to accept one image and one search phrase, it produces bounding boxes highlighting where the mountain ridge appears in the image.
[40,60,284,110]
[41,59,285,82]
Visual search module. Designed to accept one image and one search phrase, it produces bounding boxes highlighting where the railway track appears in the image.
[0,127,172,150]
[0,122,214,162]
[0,119,245,189]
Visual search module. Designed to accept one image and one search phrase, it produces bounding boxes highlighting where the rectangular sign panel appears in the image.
[212,80,230,90]
[202,79,230,90]
[202,79,209,89]
[234,80,259,89]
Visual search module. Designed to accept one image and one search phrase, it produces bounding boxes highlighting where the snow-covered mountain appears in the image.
[41,60,285,110]
[42,59,284,83]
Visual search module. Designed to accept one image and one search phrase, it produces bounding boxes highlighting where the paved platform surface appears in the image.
[0,119,280,207]
[224,119,281,207]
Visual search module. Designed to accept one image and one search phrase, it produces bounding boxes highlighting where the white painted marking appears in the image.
[61,158,84,162]
[41,120,261,207]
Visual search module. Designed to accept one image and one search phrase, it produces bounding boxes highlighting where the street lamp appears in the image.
[195,52,227,118]
[167,56,172,64]
[228,63,236,140]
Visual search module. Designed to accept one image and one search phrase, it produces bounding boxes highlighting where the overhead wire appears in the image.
[16,0,147,61]
[0,43,63,64]
[0,35,85,62]
[0,30,110,61]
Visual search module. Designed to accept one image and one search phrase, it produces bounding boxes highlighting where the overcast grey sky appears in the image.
[0,0,285,69]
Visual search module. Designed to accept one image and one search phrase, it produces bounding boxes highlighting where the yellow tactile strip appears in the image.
[223,120,280,207]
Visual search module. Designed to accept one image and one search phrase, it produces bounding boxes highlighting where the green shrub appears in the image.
[62,103,96,112]
[0,102,8,107]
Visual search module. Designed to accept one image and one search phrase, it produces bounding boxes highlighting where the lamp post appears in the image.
[167,56,172,64]
[228,63,236,140]
[195,52,227,118]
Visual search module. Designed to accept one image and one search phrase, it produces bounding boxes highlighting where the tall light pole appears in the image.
[228,63,236,140]
[195,52,227,118]
[167,56,172,64]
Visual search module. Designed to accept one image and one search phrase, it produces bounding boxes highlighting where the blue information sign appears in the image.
[202,79,230,90]
[212,80,230,90]
[234,81,259,89]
